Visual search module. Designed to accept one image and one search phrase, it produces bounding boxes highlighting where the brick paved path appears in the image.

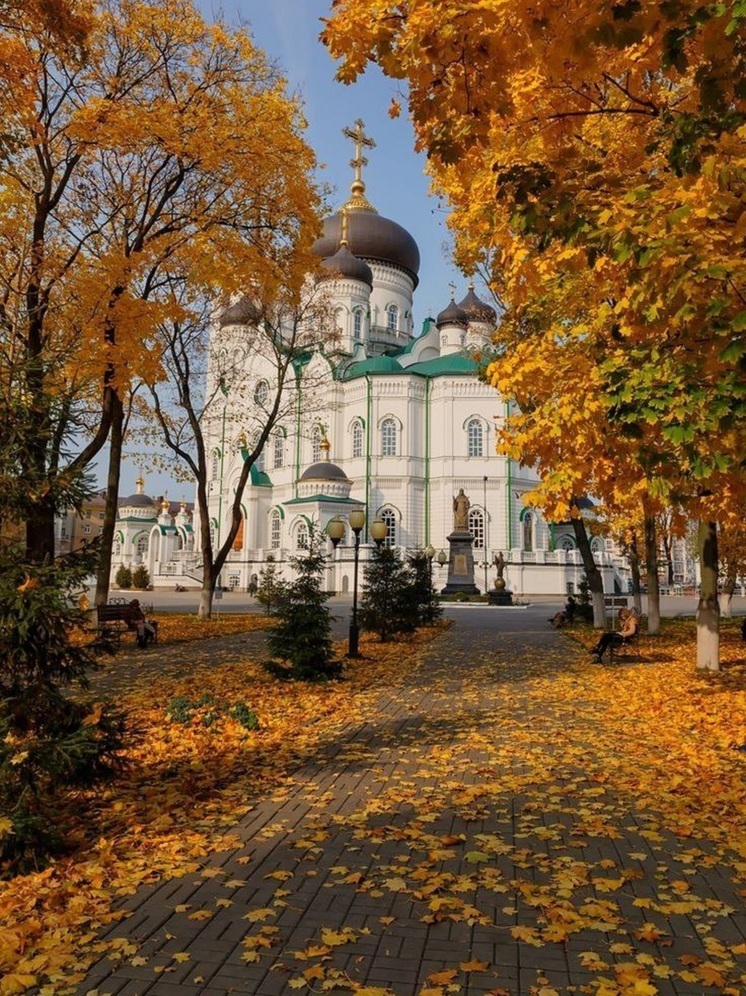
[81,614,745,996]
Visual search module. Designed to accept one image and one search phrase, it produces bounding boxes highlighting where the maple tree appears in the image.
[323,0,746,669]
[0,0,320,591]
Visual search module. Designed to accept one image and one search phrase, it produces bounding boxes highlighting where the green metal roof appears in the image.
[250,464,273,488]
[406,354,478,376]
[338,349,478,381]
[283,495,364,506]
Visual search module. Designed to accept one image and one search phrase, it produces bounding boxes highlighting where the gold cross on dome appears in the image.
[343,119,376,188]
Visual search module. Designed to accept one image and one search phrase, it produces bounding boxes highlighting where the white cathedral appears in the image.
[115,123,623,596]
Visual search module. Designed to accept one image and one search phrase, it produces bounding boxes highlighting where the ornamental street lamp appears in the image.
[348,507,366,658]
[425,542,435,586]
[326,516,345,552]
[370,518,387,547]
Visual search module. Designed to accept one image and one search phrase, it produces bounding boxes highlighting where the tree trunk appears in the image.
[25,496,57,564]
[629,532,643,617]
[696,519,719,671]
[643,510,660,635]
[196,477,215,620]
[198,581,214,620]
[94,394,123,607]
[662,528,675,585]
[570,506,606,629]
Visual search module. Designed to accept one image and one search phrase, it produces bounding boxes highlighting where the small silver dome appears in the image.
[300,462,351,483]
[320,244,373,287]
[436,298,468,328]
[458,286,497,324]
[219,296,261,327]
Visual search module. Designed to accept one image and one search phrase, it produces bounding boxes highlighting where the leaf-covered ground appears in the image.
[1,618,744,996]
[123,611,271,646]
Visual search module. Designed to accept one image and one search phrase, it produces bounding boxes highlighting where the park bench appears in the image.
[608,615,640,664]
[95,601,157,647]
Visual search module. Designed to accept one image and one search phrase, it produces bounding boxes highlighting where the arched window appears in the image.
[441,335,448,346]
[468,508,485,549]
[467,418,484,458]
[353,308,363,340]
[211,450,219,480]
[270,511,281,549]
[297,522,309,550]
[312,426,323,463]
[274,432,284,469]
[254,380,269,406]
[522,511,534,552]
[381,508,397,548]
[559,536,576,552]
[136,534,148,558]
[386,304,398,331]
[381,418,397,457]
[352,420,364,459]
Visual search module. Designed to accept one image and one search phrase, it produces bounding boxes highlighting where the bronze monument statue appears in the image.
[453,488,470,530]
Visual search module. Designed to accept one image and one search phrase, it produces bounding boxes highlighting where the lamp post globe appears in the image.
[326,517,345,549]
[370,518,387,547]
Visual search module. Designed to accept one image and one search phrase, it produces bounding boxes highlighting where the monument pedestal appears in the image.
[440,530,479,595]
[488,587,514,606]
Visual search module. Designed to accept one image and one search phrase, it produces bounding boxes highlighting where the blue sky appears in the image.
[198,0,458,319]
[117,0,463,495]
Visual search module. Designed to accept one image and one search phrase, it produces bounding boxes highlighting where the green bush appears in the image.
[165,694,259,731]
[114,564,132,589]
[407,550,443,626]
[131,564,150,590]
[0,545,125,872]
[360,546,418,641]
[266,530,340,681]
[255,558,288,616]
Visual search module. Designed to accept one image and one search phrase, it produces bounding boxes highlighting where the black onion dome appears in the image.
[300,462,351,482]
[312,212,420,287]
[122,493,156,508]
[458,286,497,324]
[219,296,261,327]
[319,244,373,287]
[436,298,468,328]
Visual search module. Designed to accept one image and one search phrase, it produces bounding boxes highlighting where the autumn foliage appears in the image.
[0,621,744,994]
[323,0,746,669]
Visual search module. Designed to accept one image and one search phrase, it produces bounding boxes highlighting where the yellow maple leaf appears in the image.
[635,922,666,943]
[510,925,543,946]
[460,958,489,972]
[245,908,276,922]
[172,952,190,963]
[1,974,38,994]
[320,927,357,946]
[427,969,458,984]
[303,963,325,981]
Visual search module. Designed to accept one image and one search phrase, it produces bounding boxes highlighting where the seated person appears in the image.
[549,595,578,629]
[129,598,158,647]
[589,610,638,663]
